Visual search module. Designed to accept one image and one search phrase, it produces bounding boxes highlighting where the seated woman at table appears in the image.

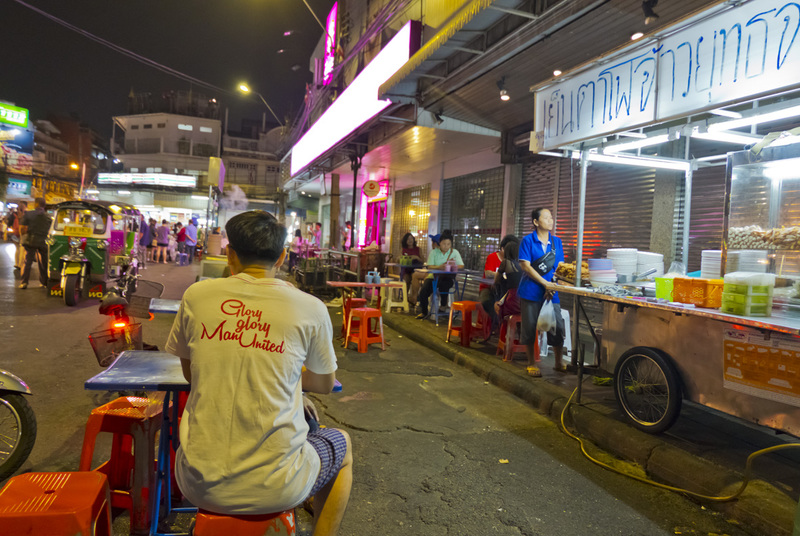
[409,233,439,304]
[399,232,423,286]
[479,234,519,329]
[416,230,464,319]
[166,210,352,536]
[289,229,304,270]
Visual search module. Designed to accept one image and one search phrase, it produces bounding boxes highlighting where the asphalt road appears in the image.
[0,242,752,535]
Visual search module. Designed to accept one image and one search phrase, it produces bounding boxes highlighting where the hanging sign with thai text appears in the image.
[532,0,800,152]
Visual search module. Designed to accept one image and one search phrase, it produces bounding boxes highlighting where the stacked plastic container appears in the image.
[721,272,776,317]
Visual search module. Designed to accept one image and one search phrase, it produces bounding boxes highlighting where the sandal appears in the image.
[526,366,542,377]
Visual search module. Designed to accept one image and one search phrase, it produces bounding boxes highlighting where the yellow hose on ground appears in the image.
[560,386,800,502]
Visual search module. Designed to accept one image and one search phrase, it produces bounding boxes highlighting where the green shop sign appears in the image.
[0,103,28,128]
[7,179,32,197]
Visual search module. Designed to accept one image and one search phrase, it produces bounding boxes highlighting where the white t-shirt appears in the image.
[165,274,337,514]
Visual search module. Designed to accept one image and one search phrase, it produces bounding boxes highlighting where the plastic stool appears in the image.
[539,308,572,358]
[79,396,162,534]
[194,508,296,535]
[0,471,112,535]
[497,314,538,362]
[341,297,367,339]
[346,308,386,353]
[382,278,409,313]
[446,301,479,347]
[475,306,492,341]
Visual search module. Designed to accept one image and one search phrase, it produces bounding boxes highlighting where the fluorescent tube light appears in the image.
[708,104,800,132]
[191,195,209,200]
[696,154,728,162]
[618,131,648,139]
[572,151,691,171]
[117,190,131,195]
[709,109,742,119]
[692,131,761,145]
[604,134,671,154]
[537,151,563,157]
[86,189,99,194]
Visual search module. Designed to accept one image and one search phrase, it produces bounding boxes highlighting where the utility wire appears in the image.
[12,0,236,98]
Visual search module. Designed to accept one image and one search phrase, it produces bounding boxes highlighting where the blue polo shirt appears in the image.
[518,232,564,303]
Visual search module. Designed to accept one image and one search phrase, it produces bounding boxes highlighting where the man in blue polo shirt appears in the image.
[518,208,566,377]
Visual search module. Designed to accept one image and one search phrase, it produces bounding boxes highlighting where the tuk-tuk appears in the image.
[47,200,140,305]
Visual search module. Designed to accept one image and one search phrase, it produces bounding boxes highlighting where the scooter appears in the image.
[0,370,37,480]
[60,236,90,307]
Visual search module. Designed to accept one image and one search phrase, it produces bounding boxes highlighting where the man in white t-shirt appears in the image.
[166,210,352,536]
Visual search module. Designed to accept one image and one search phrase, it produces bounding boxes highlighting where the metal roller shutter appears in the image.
[390,184,431,260]
[440,167,505,270]
[517,157,560,237]
[672,166,726,273]
[555,162,656,261]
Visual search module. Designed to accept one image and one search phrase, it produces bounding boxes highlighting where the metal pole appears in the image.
[682,138,692,267]
[350,155,361,250]
[574,150,588,402]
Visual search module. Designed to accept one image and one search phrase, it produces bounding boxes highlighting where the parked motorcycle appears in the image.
[0,370,37,480]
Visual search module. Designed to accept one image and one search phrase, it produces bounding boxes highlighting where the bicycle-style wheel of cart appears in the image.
[613,347,683,434]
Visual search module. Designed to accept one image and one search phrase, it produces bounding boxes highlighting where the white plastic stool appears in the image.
[539,308,572,358]
[382,278,409,313]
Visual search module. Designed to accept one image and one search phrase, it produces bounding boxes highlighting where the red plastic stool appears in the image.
[446,301,479,347]
[0,471,112,535]
[496,314,538,362]
[341,297,367,339]
[346,308,386,353]
[193,508,296,535]
[79,396,162,534]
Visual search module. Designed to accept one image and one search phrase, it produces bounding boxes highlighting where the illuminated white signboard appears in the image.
[97,173,197,188]
[532,0,800,152]
[291,20,421,176]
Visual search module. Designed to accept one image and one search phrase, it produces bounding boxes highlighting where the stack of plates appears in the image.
[637,251,664,278]
[589,269,617,287]
[701,250,722,279]
[606,248,638,276]
[736,250,768,273]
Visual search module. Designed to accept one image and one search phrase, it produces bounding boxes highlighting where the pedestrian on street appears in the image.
[155,220,170,263]
[147,218,157,261]
[13,204,27,271]
[19,198,52,289]
[176,222,186,265]
[137,216,149,268]
[165,210,352,535]
[518,207,566,377]
[184,217,198,264]
[416,230,464,319]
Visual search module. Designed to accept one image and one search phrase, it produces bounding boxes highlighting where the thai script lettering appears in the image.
[534,0,800,151]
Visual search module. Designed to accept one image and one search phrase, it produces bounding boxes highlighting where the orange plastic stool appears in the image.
[0,471,112,535]
[341,297,367,338]
[194,508,296,535]
[79,396,162,534]
[346,307,386,353]
[497,314,538,362]
[446,301,479,347]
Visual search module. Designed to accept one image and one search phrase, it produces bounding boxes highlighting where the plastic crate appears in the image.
[672,277,724,308]
[721,293,773,317]
[723,283,773,296]
[654,277,673,300]
[88,323,143,367]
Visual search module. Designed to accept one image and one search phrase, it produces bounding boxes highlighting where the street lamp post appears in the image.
[238,84,282,127]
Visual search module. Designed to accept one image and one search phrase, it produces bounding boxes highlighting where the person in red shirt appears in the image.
[479,235,519,332]
[176,222,187,265]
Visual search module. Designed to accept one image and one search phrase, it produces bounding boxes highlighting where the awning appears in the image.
[379,0,522,101]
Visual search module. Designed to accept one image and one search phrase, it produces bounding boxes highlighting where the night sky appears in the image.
[2,0,334,138]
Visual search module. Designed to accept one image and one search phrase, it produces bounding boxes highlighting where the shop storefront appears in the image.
[389,184,431,260]
[527,0,800,436]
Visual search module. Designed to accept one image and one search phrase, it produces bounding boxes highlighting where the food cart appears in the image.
[558,144,800,437]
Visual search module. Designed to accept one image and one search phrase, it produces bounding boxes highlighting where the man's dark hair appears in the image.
[503,240,520,262]
[500,234,519,249]
[225,210,287,266]
[35,197,46,209]
[440,229,454,242]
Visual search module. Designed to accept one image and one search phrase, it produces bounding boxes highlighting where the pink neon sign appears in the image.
[323,2,338,85]
[291,20,421,176]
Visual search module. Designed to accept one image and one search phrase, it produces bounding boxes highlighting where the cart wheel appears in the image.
[63,273,81,306]
[614,347,682,434]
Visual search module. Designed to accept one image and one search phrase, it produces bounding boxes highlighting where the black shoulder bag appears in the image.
[531,243,556,276]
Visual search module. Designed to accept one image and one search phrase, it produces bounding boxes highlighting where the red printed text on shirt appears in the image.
[200,299,285,353]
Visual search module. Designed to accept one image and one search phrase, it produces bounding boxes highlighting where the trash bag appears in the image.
[537,298,557,334]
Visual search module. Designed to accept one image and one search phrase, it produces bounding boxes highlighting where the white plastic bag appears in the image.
[537,298,557,334]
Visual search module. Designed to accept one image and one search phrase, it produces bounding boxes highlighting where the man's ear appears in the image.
[226,247,239,274]
[274,248,287,270]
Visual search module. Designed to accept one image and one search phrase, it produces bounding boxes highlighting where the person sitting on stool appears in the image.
[416,229,464,319]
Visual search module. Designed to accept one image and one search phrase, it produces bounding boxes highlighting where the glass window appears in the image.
[130,125,139,130]
[130,168,139,172]
[157,123,166,128]
[54,208,106,234]
[143,124,153,129]
[178,124,193,131]
[200,126,213,133]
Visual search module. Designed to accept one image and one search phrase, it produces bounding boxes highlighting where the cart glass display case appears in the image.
[725,144,800,317]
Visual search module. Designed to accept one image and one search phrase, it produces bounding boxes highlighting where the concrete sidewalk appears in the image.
[375,306,800,536]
